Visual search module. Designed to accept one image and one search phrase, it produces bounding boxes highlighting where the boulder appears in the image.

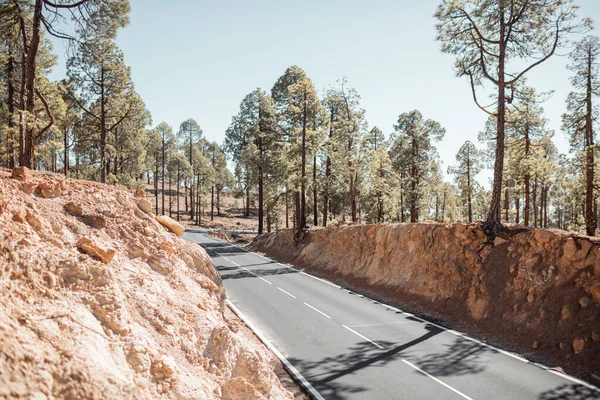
[563,238,593,262]
[156,215,184,236]
[63,202,84,216]
[82,215,108,229]
[20,182,37,194]
[137,199,153,215]
[11,166,30,181]
[39,181,63,198]
[133,188,146,198]
[76,237,116,264]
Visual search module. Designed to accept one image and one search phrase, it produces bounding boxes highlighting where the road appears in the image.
[184,231,600,400]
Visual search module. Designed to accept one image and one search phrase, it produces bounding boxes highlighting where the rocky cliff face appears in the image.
[0,168,293,400]
[251,223,600,378]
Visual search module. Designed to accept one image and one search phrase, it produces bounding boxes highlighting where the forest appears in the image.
[0,0,599,238]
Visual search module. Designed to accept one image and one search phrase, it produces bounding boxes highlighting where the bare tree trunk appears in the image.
[484,3,507,239]
[285,187,289,229]
[6,42,16,169]
[211,184,215,221]
[313,153,318,227]
[299,88,307,231]
[585,48,596,236]
[258,167,264,234]
[176,165,180,221]
[504,187,509,222]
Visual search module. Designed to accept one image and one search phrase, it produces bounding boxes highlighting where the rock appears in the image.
[589,284,600,303]
[12,211,26,223]
[524,255,541,269]
[39,182,63,198]
[82,215,107,229]
[133,188,145,198]
[25,213,42,231]
[592,332,600,342]
[533,230,554,244]
[532,341,539,349]
[137,199,153,215]
[159,242,175,256]
[11,166,30,181]
[563,238,593,262]
[76,237,115,264]
[20,182,36,194]
[0,196,7,215]
[573,338,585,354]
[579,297,591,309]
[494,237,507,246]
[155,215,184,236]
[63,202,84,216]
[561,305,571,320]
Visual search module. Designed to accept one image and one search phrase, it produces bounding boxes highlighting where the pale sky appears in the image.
[49,0,600,185]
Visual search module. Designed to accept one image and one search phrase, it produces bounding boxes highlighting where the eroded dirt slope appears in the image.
[0,167,293,400]
[251,223,600,379]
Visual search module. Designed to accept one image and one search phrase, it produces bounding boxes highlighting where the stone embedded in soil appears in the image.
[39,181,64,198]
[573,339,585,354]
[561,305,571,320]
[532,341,539,349]
[20,182,36,194]
[76,237,115,264]
[0,196,6,215]
[63,202,84,216]
[82,215,108,229]
[11,166,30,181]
[592,332,600,342]
[579,297,591,309]
[155,215,185,236]
[137,198,153,214]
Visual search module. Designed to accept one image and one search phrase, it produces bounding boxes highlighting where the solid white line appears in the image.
[303,302,331,319]
[300,271,341,288]
[342,325,383,349]
[226,300,326,400]
[277,287,297,299]
[402,359,474,400]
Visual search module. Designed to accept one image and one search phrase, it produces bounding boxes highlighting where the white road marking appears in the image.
[277,287,297,299]
[300,271,341,288]
[303,302,331,319]
[342,325,384,349]
[402,359,474,400]
[241,267,272,285]
[226,300,326,400]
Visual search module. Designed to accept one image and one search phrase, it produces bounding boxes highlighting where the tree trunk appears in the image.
[6,42,16,168]
[484,4,507,239]
[313,153,318,227]
[299,88,307,231]
[524,121,531,226]
[217,188,221,216]
[285,187,289,229]
[504,187,509,222]
[176,165,180,221]
[154,155,159,214]
[245,177,250,217]
[211,184,215,221]
[585,48,596,236]
[515,193,520,225]
[467,158,472,223]
[161,135,165,215]
[258,167,264,234]
[100,66,107,183]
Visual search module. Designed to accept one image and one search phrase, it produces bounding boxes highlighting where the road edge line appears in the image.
[226,299,326,400]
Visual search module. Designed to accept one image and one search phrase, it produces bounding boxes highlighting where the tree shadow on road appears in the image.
[408,336,492,377]
[538,383,600,400]
[288,324,443,399]
[216,266,299,280]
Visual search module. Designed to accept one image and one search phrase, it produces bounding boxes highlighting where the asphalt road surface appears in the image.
[184,231,600,400]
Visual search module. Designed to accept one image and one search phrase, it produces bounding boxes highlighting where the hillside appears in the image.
[0,167,297,399]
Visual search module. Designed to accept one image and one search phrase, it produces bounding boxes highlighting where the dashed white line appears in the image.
[402,360,474,400]
[342,325,383,349]
[242,267,272,285]
[303,302,331,319]
[277,287,297,299]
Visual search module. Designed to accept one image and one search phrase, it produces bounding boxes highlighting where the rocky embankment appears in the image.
[251,223,600,379]
[0,167,294,399]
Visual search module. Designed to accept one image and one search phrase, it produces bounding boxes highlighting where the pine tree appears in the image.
[449,141,483,223]
[436,0,589,240]
[563,36,600,236]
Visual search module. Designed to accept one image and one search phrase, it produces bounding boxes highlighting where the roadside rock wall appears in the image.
[0,168,293,400]
[251,223,600,377]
